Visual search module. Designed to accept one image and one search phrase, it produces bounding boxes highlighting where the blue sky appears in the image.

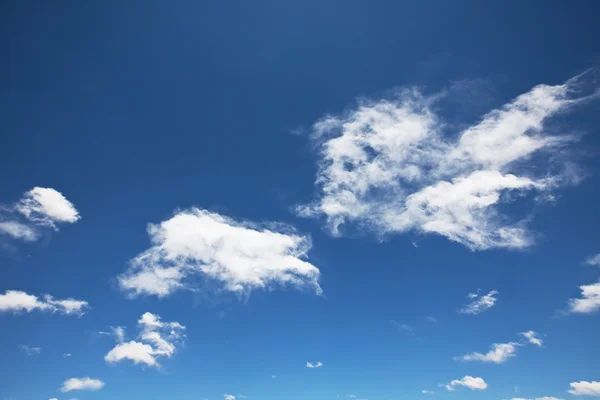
[1,1,600,400]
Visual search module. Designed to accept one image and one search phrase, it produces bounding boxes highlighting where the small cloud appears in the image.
[568,381,600,396]
[0,290,88,316]
[520,330,543,347]
[584,254,600,266]
[566,281,600,314]
[63,353,72,358]
[224,394,236,400]
[19,344,41,355]
[306,361,323,368]
[60,377,104,392]
[422,390,434,395]
[271,375,276,379]
[443,376,487,391]
[459,290,498,315]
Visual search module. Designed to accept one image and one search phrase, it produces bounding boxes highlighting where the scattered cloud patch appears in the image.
[60,377,104,392]
[568,381,600,396]
[104,312,185,368]
[224,395,236,400]
[19,344,41,355]
[444,376,487,391]
[306,361,323,368]
[0,221,38,241]
[455,330,543,363]
[0,290,88,315]
[459,290,498,315]
[118,208,322,298]
[299,72,598,250]
[584,254,600,266]
[520,330,543,347]
[422,390,434,394]
[567,281,600,314]
[63,353,72,358]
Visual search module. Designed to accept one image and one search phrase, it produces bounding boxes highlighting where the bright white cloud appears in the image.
[0,290,88,315]
[0,221,38,241]
[118,208,321,298]
[456,342,519,363]
[306,361,323,368]
[19,344,41,355]
[520,330,543,347]
[104,312,185,368]
[16,187,80,229]
[224,395,236,400]
[299,73,597,250]
[567,281,600,314]
[444,375,487,391]
[568,381,600,396]
[60,377,104,392]
[459,290,498,315]
[422,390,434,394]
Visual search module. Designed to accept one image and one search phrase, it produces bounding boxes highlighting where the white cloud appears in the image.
[104,312,185,368]
[0,290,88,315]
[0,221,38,241]
[444,375,487,391]
[63,353,72,358]
[520,330,543,347]
[19,344,41,355]
[584,254,600,266]
[568,381,600,396]
[456,342,519,363]
[567,281,600,313]
[60,377,104,392]
[299,72,597,250]
[306,361,323,368]
[118,208,321,298]
[422,390,434,394]
[16,187,80,229]
[224,395,236,400]
[459,290,498,315]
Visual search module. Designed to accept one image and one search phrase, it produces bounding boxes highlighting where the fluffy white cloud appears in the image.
[118,208,321,298]
[444,376,487,391]
[584,254,600,266]
[0,221,38,241]
[567,281,600,313]
[104,312,185,368]
[224,395,236,400]
[568,381,600,396]
[459,290,498,315]
[0,290,88,315]
[422,390,434,394]
[306,361,323,368]
[15,187,80,229]
[520,330,543,347]
[19,344,41,355]
[299,73,597,250]
[456,342,519,363]
[60,377,104,392]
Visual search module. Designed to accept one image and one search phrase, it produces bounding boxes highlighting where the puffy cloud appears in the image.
[520,330,543,347]
[568,381,600,396]
[306,361,323,368]
[444,376,487,391]
[104,312,185,368]
[118,208,321,298]
[299,72,598,250]
[456,342,519,363]
[15,187,80,229]
[224,395,236,400]
[19,344,41,355]
[0,290,88,315]
[584,254,600,266]
[567,281,600,314]
[0,221,38,241]
[459,290,498,315]
[422,390,434,394]
[60,377,104,392]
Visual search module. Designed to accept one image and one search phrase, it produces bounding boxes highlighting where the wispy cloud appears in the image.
[118,208,321,298]
[584,254,600,266]
[0,290,88,316]
[298,72,598,250]
[455,330,543,363]
[306,361,323,368]
[19,344,41,355]
[459,290,498,315]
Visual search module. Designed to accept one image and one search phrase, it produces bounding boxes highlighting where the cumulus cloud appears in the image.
[306,361,323,368]
[299,72,598,250]
[104,312,185,368]
[0,290,88,315]
[455,330,543,363]
[444,376,487,391]
[224,395,236,400]
[459,290,498,315]
[60,377,104,392]
[568,381,600,396]
[584,254,600,266]
[15,187,80,229]
[118,208,321,298]
[567,281,600,314]
[19,344,41,355]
